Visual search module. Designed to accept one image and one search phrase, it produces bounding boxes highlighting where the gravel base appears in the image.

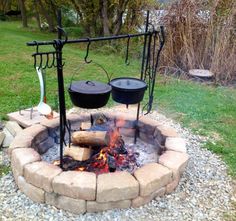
[0,107,235,221]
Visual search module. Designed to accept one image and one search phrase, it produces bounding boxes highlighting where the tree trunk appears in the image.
[37,0,55,32]
[101,0,110,36]
[18,0,28,27]
[34,0,41,30]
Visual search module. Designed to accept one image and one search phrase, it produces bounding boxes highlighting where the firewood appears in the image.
[71,131,110,147]
[64,145,92,161]
[80,122,92,130]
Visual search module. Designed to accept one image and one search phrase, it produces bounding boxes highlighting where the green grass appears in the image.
[0,21,236,178]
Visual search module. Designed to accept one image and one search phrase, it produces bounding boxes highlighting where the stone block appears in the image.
[0,131,5,147]
[159,150,189,178]
[97,171,139,203]
[156,125,178,138]
[67,113,90,123]
[8,134,33,156]
[87,200,131,213]
[7,107,58,128]
[37,137,54,154]
[119,128,136,137]
[20,124,48,146]
[115,113,136,128]
[134,163,172,197]
[24,161,62,193]
[165,137,186,153]
[138,116,162,134]
[131,187,166,208]
[11,148,41,176]
[18,176,45,203]
[139,132,155,145]
[52,171,96,200]
[166,175,180,194]
[2,128,14,147]
[45,192,86,214]
[5,121,23,137]
[40,118,59,129]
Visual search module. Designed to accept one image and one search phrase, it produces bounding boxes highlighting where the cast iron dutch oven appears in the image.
[109,77,147,104]
[68,80,111,109]
[68,62,112,109]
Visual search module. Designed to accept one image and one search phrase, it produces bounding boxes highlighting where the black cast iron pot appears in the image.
[68,80,111,109]
[109,77,147,104]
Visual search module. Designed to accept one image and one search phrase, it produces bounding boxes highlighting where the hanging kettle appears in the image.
[68,63,111,109]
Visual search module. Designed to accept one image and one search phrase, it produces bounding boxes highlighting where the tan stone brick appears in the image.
[159,150,189,178]
[131,187,166,208]
[138,116,162,134]
[166,175,180,194]
[11,148,41,176]
[157,125,178,138]
[18,176,45,203]
[165,137,186,153]
[52,171,96,200]
[8,135,33,156]
[20,124,47,139]
[24,161,62,193]
[97,171,139,203]
[40,118,59,129]
[139,132,155,144]
[67,113,90,122]
[0,131,5,146]
[119,128,135,137]
[87,200,131,213]
[5,121,23,137]
[134,163,172,197]
[45,192,86,214]
[115,113,136,128]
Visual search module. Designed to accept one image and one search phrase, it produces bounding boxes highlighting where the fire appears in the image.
[54,115,138,174]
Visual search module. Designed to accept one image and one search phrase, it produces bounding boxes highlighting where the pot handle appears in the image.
[69,62,113,89]
[86,81,95,86]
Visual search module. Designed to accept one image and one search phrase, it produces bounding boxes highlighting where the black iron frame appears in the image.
[27,10,165,169]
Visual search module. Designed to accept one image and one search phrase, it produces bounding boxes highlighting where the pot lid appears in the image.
[109,77,147,90]
[69,80,111,94]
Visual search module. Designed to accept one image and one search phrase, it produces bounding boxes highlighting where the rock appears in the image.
[189,69,214,78]
[0,131,6,147]
[165,137,187,153]
[37,137,54,154]
[24,161,62,193]
[97,171,139,202]
[11,148,41,176]
[2,128,14,147]
[134,163,172,197]
[132,187,166,208]
[159,150,189,178]
[5,121,23,137]
[52,171,96,200]
[18,176,45,203]
[45,192,86,214]
[8,134,33,156]
[87,200,131,213]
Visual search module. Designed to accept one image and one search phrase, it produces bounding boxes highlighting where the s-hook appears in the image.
[84,38,92,64]
[125,35,130,65]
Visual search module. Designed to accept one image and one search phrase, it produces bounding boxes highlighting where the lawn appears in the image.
[0,21,236,177]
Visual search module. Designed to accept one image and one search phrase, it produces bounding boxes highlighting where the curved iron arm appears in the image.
[125,35,130,65]
[84,38,92,64]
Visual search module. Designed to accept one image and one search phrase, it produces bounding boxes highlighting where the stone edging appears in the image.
[8,112,189,214]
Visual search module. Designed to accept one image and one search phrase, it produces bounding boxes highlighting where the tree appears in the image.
[18,0,28,27]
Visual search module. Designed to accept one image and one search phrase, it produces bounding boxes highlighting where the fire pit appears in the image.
[8,110,189,214]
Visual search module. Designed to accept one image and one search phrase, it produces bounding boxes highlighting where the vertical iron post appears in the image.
[134,10,150,144]
[56,9,66,169]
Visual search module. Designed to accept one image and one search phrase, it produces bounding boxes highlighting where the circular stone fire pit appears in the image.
[8,111,189,214]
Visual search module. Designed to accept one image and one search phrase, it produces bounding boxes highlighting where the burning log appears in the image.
[64,145,92,161]
[71,131,110,147]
